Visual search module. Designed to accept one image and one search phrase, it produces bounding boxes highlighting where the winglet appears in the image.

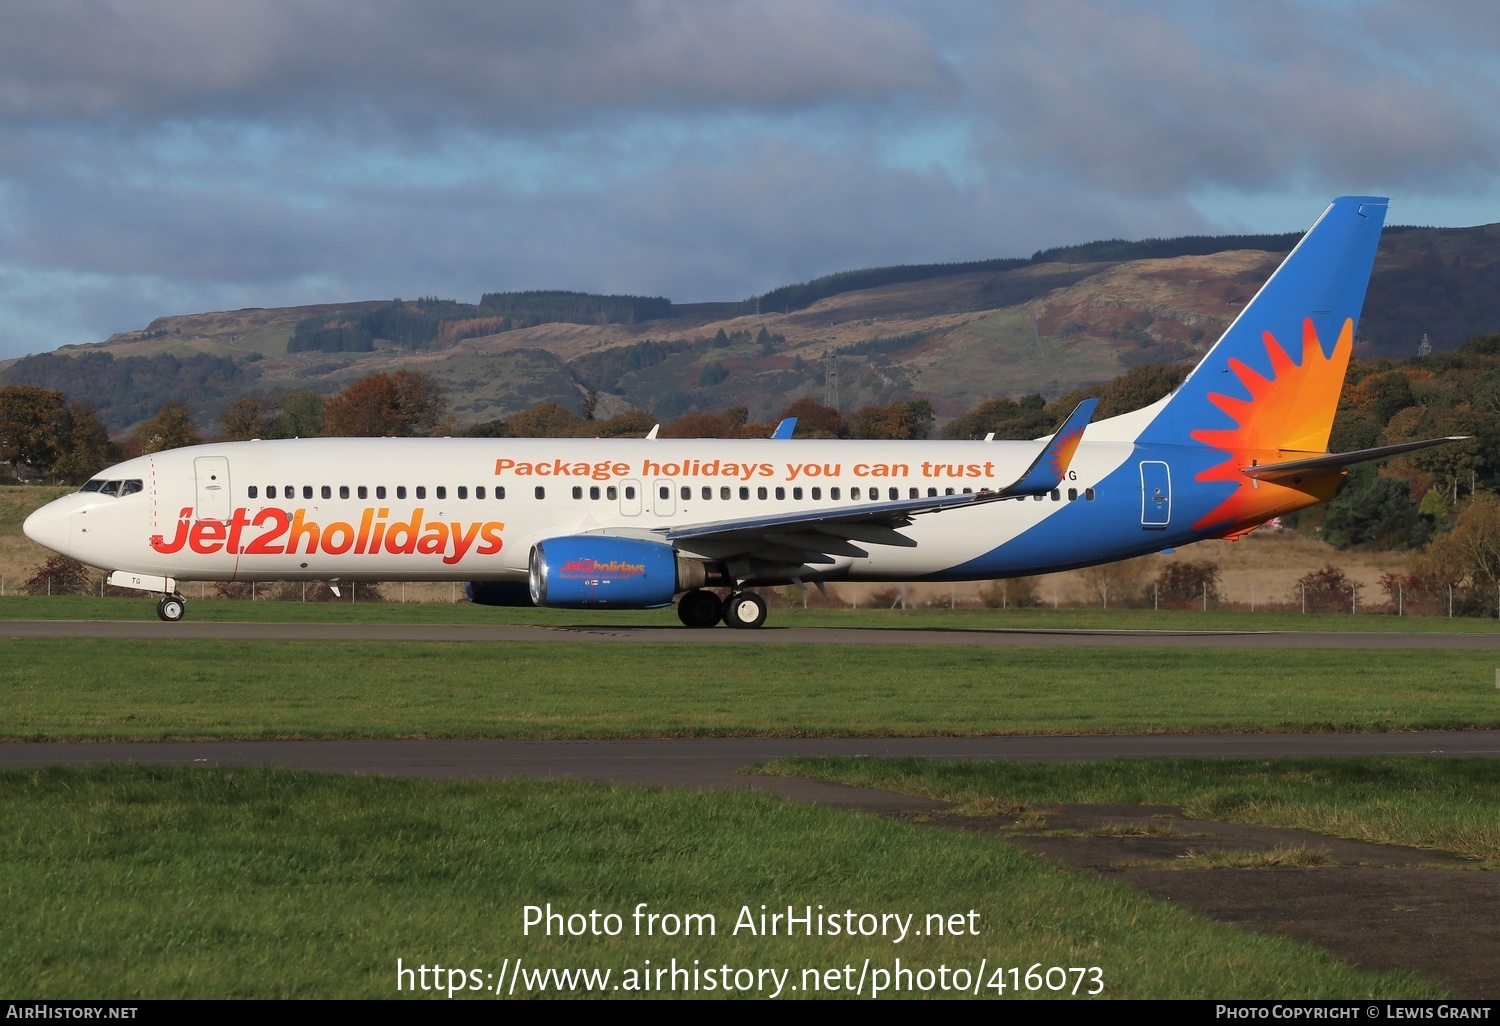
[645,424,660,440]
[1001,399,1098,495]
[772,417,797,439]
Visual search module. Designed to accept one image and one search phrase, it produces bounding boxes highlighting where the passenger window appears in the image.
[339,486,349,499]
[945,488,955,496]
[757,486,767,500]
[720,486,731,500]
[830,487,840,500]
[793,487,803,500]
[659,486,669,500]
[416,486,427,499]
[397,486,407,499]
[572,486,583,499]
[594,487,603,500]
[740,486,750,500]
[248,486,258,499]
[322,486,332,499]
[303,486,313,499]
[962,487,973,494]
[267,485,277,499]
[1050,489,1060,501]
[1086,488,1097,501]
[910,488,919,499]
[1068,488,1078,501]
[358,486,368,499]
[535,486,546,499]
[889,488,899,501]
[702,486,712,500]
[625,486,636,499]
[606,486,617,500]
[436,486,446,499]
[476,486,486,499]
[376,486,387,500]
[775,487,786,500]
[811,487,821,500]
[927,488,937,498]
[457,486,467,499]
[496,487,505,499]
[851,487,861,499]
[681,486,691,500]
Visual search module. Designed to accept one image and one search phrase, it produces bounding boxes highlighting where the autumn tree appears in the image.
[0,385,72,472]
[779,398,844,438]
[321,371,445,437]
[847,399,935,440]
[505,402,585,437]
[50,403,115,481]
[130,401,203,455]
[218,396,275,441]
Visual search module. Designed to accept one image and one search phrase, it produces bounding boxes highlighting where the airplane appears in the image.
[23,196,1463,627]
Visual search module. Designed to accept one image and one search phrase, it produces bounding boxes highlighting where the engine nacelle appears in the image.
[529,536,706,608]
[464,581,536,607]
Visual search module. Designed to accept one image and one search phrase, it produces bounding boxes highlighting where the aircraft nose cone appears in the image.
[23,497,72,556]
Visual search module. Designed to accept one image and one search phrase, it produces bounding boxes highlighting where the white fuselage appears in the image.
[24,433,1146,586]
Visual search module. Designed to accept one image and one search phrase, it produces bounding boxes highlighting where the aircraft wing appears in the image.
[657,400,1097,565]
[1241,436,1468,482]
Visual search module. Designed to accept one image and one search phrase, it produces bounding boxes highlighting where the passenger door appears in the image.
[1139,461,1170,528]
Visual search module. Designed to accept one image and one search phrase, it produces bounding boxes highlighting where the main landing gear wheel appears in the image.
[156,595,186,622]
[676,589,723,628]
[723,591,768,629]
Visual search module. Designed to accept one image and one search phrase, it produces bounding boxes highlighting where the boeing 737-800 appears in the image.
[22,197,1460,626]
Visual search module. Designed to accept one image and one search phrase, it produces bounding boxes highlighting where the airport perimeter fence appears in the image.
[7,562,1500,618]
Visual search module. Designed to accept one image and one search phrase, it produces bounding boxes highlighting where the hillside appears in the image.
[4,223,1499,432]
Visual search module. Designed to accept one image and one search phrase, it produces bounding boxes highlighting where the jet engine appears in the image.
[528,536,707,608]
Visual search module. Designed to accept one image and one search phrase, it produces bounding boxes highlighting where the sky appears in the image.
[2,0,1499,360]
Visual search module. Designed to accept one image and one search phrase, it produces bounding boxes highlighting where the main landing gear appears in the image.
[156,595,186,622]
[676,589,768,629]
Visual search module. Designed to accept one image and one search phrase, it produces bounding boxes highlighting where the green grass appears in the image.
[3,640,1499,739]
[751,757,1500,868]
[4,594,1500,632]
[0,766,1442,999]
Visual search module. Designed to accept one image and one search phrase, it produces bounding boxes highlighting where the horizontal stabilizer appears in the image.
[1241,437,1468,481]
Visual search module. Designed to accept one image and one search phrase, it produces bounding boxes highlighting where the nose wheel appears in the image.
[156,595,186,622]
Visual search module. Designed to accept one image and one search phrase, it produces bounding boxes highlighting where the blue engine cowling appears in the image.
[464,581,536,607]
[529,536,703,608]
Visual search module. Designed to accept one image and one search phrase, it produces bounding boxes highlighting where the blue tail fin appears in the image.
[1140,196,1387,451]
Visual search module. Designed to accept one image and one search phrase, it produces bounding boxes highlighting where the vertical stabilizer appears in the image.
[1141,196,1387,451]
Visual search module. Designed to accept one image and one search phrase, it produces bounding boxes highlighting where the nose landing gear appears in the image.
[156,595,186,622]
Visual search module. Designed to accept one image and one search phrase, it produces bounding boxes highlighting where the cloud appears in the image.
[1,0,1498,360]
[0,1,953,131]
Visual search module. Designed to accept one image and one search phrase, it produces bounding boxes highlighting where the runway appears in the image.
[5,619,1500,648]
[4,732,1498,810]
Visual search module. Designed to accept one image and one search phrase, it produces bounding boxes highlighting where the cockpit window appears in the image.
[78,478,143,497]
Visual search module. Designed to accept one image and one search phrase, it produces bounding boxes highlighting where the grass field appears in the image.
[753,757,1500,869]
[3,639,1498,739]
[0,766,1442,999]
[4,594,1500,632]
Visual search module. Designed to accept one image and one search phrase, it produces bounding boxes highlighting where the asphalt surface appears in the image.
[5,619,1500,648]
[4,733,1498,810]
